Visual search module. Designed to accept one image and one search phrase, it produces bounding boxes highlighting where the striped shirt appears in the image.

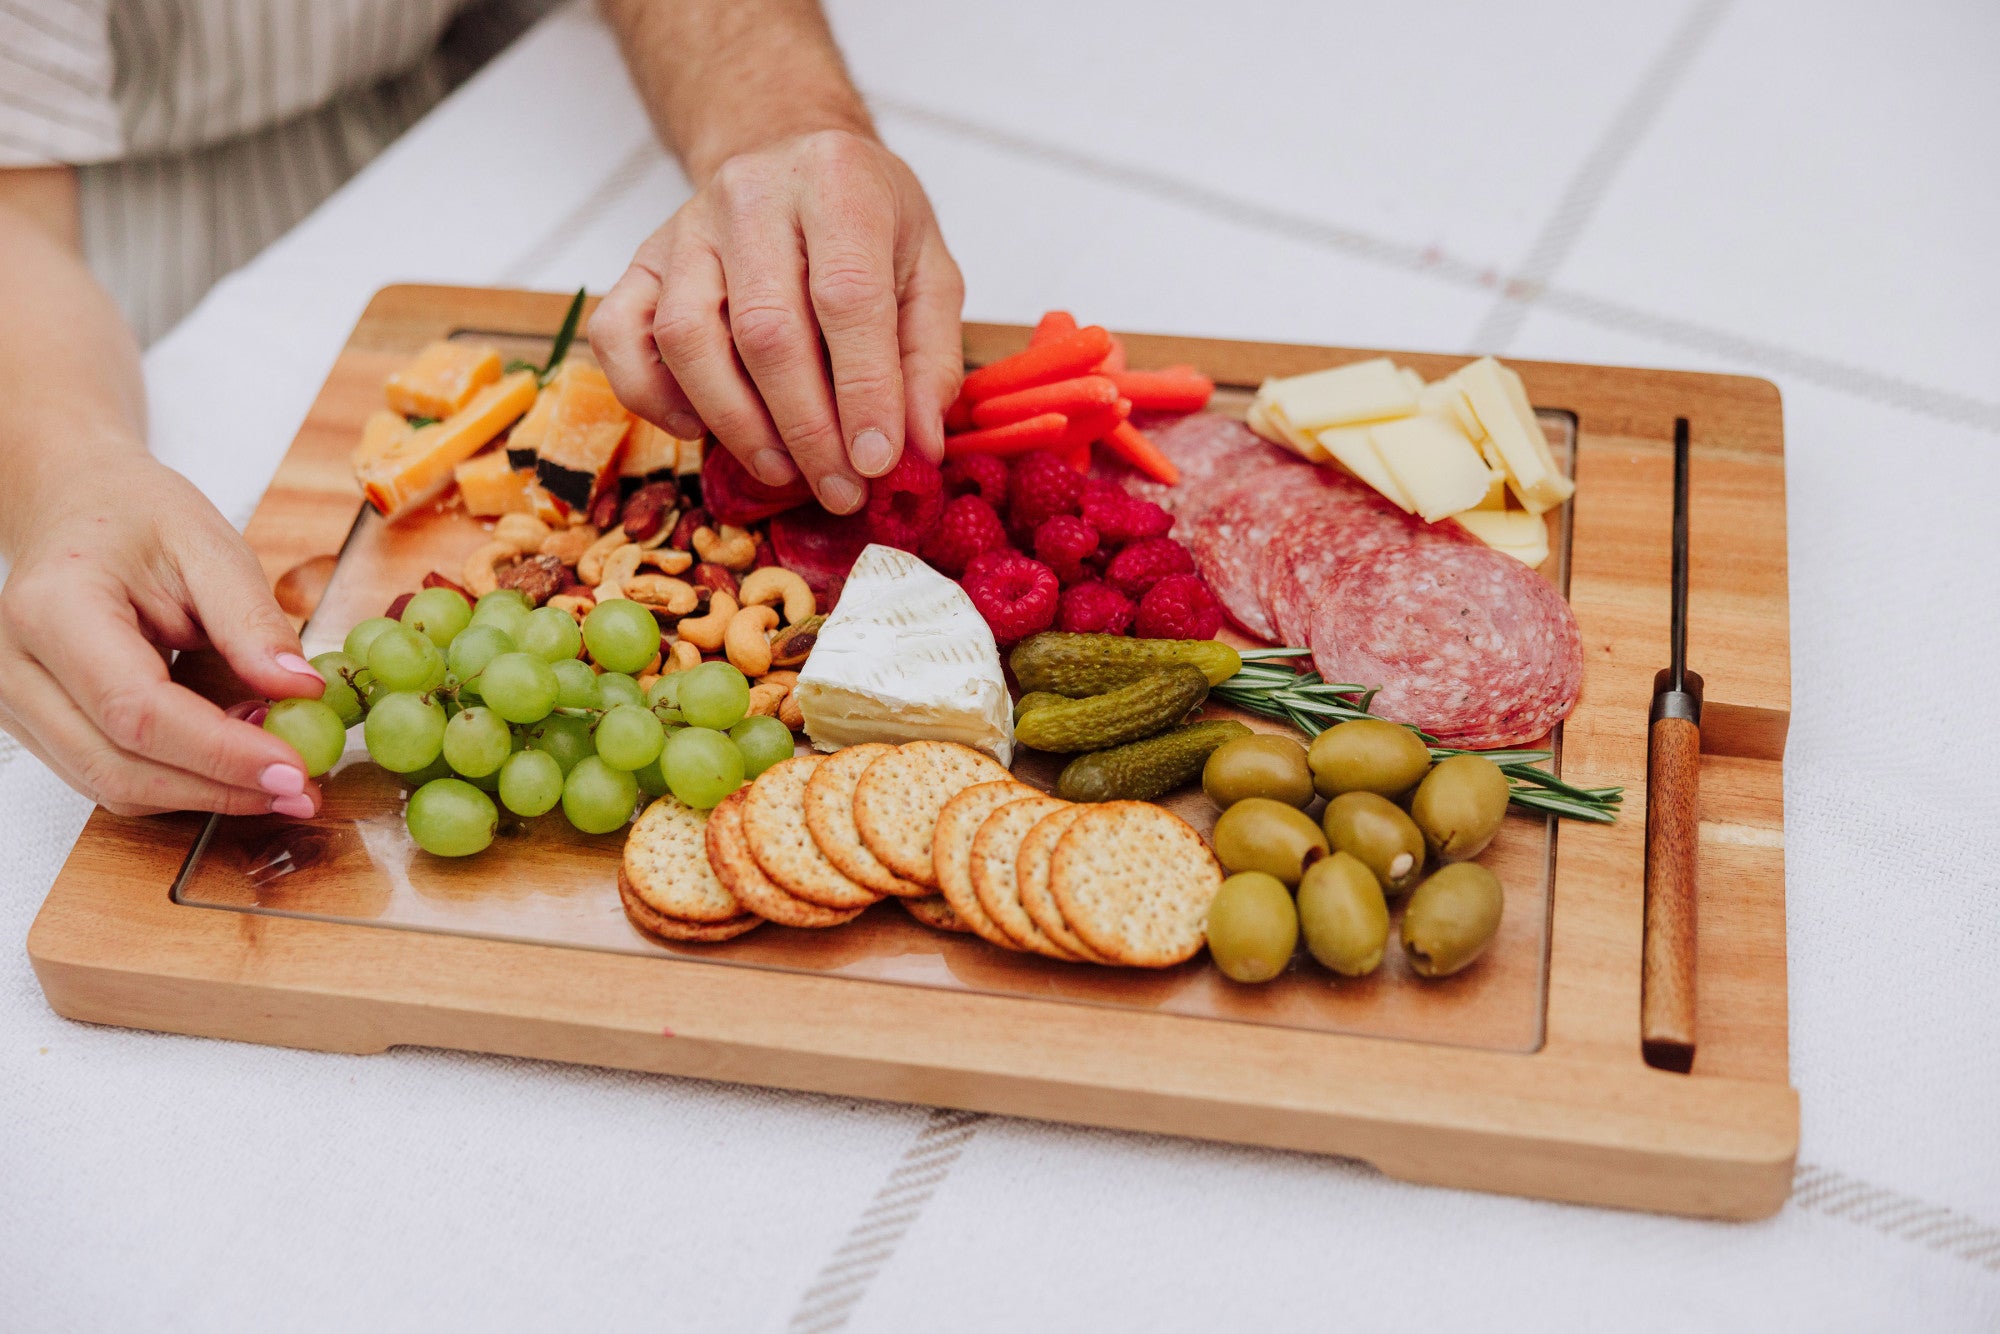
[1,0,475,341]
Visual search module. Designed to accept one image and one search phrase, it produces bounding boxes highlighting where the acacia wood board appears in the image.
[28,285,1796,1219]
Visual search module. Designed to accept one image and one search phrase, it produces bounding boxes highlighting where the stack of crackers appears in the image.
[618,739,1224,968]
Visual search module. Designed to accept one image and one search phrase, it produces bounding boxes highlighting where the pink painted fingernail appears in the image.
[753,449,796,485]
[276,653,320,678]
[269,793,315,819]
[259,763,306,797]
[852,429,893,476]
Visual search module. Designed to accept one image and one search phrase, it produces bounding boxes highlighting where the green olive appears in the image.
[1212,798,1330,887]
[1202,733,1315,809]
[1401,862,1504,977]
[1205,871,1300,983]
[1409,753,1512,861]
[1321,791,1426,897]
[1307,719,1432,800]
[1295,852,1389,976]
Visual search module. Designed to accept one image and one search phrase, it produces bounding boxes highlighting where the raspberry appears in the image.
[1057,581,1135,635]
[920,494,1010,577]
[962,554,1060,645]
[942,454,1009,510]
[1104,536,1197,599]
[1032,514,1100,585]
[961,546,1021,586]
[1081,479,1173,544]
[863,451,945,552]
[1133,573,1221,640]
[1006,450,1085,540]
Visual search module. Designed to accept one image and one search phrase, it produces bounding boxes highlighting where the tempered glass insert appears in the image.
[177,396,1575,1055]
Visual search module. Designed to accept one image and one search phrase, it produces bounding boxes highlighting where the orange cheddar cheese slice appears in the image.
[505,380,557,470]
[354,409,415,472]
[360,369,537,518]
[535,361,632,509]
[454,449,536,517]
[385,341,504,420]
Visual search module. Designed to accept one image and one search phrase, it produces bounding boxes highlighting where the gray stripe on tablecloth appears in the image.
[785,1108,986,1332]
[866,94,2000,438]
[1470,0,1732,352]
[498,135,663,286]
[1793,1163,2000,1271]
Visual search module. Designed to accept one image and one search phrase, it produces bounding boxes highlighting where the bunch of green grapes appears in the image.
[260,586,796,859]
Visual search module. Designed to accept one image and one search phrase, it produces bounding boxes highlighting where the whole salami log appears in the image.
[1308,542,1582,749]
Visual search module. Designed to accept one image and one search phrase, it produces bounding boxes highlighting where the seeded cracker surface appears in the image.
[970,797,1082,960]
[900,895,973,933]
[707,790,865,928]
[618,870,762,942]
[852,740,1014,887]
[622,796,745,923]
[930,780,1042,950]
[1015,805,1110,963]
[803,743,930,897]
[1049,802,1223,968]
[743,756,883,910]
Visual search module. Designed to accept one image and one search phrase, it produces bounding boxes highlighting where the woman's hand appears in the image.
[0,458,328,817]
[590,129,965,515]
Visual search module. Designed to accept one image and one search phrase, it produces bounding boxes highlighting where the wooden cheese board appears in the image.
[28,285,1796,1219]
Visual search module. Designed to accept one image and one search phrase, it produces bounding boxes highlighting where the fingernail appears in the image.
[820,476,864,514]
[851,429,894,477]
[269,793,315,819]
[276,653,320,678]
[753,449,797,485]
[665,412,703,440]
[259,763,306,797]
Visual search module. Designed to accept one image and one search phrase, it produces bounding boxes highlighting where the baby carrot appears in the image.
[1109,369,1214,413]
[1057,398,1130,448]
[970,375,1119,429]
[1097,337,1127,374]
[1102,420,1181,486]
[944,412,1069,457]
[960,326,1114,402]
[1030,310,1078,345]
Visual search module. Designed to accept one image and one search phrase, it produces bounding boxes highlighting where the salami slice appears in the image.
[1186,461,1328,642]
[1094,412,1294,520]
[769,505,869,608]
[702,443,815,526]
[1307,543,1582,749]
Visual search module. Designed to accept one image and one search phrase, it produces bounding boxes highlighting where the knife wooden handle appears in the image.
[1642,714,1700,1072]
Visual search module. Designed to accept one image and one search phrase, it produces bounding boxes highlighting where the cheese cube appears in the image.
[1452,508,1551,568]
[354,410,415,472]
[675,434,703,476]
[535,361,632,510]
[505,383,557,470]
[1367,415,1494,522]
[454,450,539,517]
[1454,357,1574,515]
[1264,357,1419,430]
[385,341,503,420]
[1315,425,1414,513]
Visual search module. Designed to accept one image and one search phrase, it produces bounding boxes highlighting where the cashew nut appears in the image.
[692,524,756,571]
[493,512,550,554]
[745,681,789,717]
[724,605,781,676]
[639,547,693,575]
[624,574,698,616]
[675,591,737,652]
[539,525,598,566]
[548,592,595,620]
[660,640,702,674]
[778,690,805,732]
[462,541,517,598]
[738,566,815,625]
[578,525,628,586]
[762,670,800,691]
[593,543,644,602]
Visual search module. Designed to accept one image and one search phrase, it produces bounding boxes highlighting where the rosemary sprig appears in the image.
[537,286,587,386]
[1213,648,1622,823]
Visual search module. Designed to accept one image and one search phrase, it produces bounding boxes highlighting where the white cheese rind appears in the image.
[793,544,1015,765]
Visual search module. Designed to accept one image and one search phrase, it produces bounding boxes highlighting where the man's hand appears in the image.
[591,129,963,515]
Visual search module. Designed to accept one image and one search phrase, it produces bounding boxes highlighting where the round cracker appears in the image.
[707,789,865,928]
[1048,802,1222,968]
[1017,805,1111,964]
[970,796,1082,961]
[931,780,1041,951]
[742,755,882,910]
[852,741,1013,887]
[803,743,928,898]
[900,895,973,934]
[622,795,742,923]
[619,869,762,942]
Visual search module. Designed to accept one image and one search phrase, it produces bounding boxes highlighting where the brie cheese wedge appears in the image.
[793,544,1015,765]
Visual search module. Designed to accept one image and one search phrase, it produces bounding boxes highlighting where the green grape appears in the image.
[596,672,645,710]
[463,766,502,793]
[420,653,450,695]
[582,599,660,674]
[498,748,564,817]
[362,691,448,773]
[398,753,455,787]
[401,586,473,649]
[595,704,665,771]
[551,657,601,710]
[729,715,795,780]
[343,616,401,663]
[662,726,744,810]
[633,752,671,798]
[447,623,516,684]
[526,713,595,775]
[310,651,365,726]
[519,605,584,663]
[264,697,348,777]
[645,674,682,709]
[678,661,750,730]
[469,598,531,643]
[367,624,442,693]
[479,651,559,724]
[357,669,387,709]
[475,588,531,615]
[561,756,640,834]
[406,778,498,857]
[442,705,512,778]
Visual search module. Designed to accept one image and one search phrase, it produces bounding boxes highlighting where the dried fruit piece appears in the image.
[496,553,568,606]
[620,479,681,543]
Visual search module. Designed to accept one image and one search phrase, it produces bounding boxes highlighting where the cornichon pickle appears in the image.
[1010,632,1243,696]
[1056,720,1252,802]
[1014,665,1210,753]
[1012,691,1072,724]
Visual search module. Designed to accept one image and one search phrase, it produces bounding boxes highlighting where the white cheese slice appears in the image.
[1470,469,1509,511]
[1418,376,1487,442]
[1367,415,1494,522]
[1315,425,1415,513]
[1454,357,1575,515]
[1264,357,1420,430]
[792,544,1014,765]
[1451,508,1551,567]
[1252,396,1331,462]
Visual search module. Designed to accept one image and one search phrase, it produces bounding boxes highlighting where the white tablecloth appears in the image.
[7,4,1999,1328]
